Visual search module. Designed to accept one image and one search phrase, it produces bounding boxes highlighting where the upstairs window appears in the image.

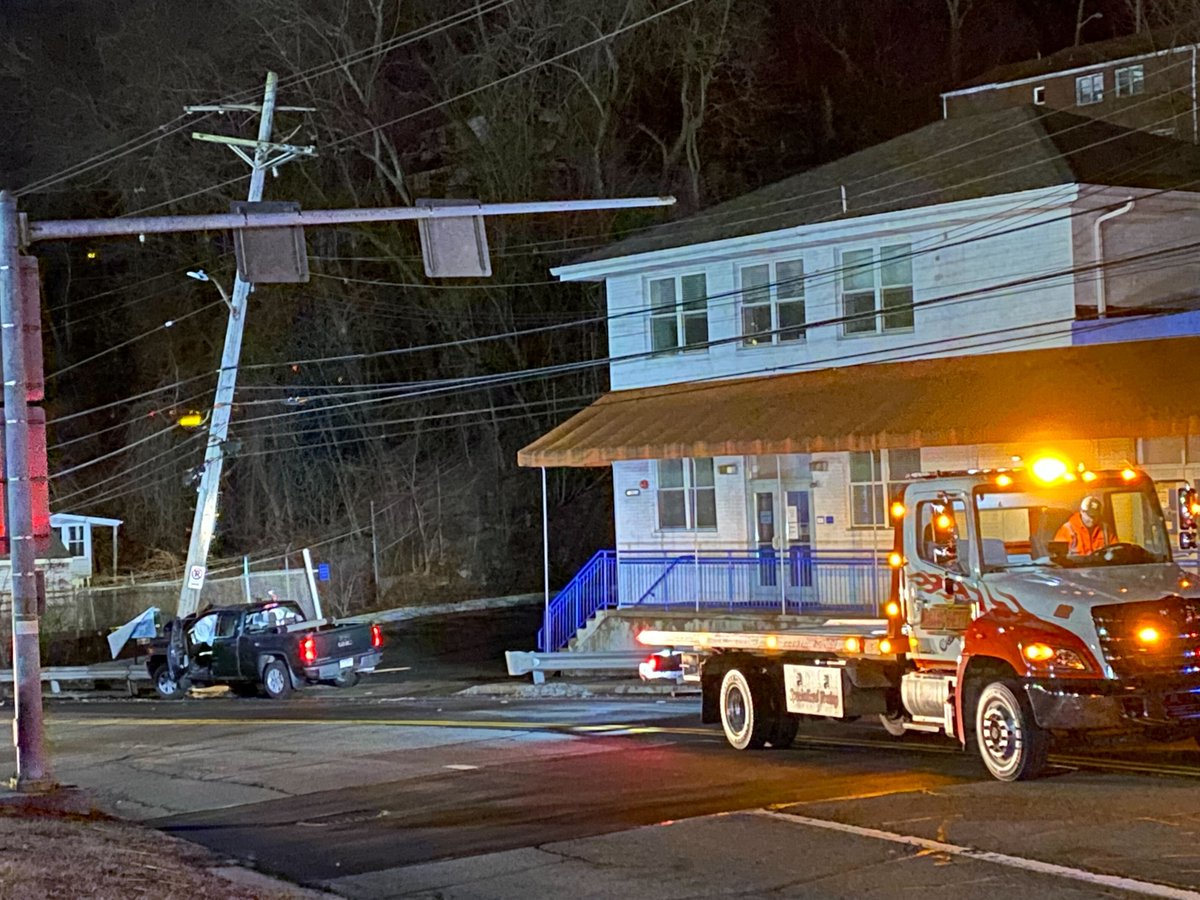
[841,244,914,336]
[849,449,922,527]
[1076,72,1104,105]
[650,273,708,354]
[1115,64,1144,97]
[657,458,717,530]
[740,259,806,346]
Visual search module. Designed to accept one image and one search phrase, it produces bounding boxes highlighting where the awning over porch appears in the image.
[518,335,1200,468]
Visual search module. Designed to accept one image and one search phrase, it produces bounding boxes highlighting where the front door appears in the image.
[750,484,813,607]
[210,611,243,679]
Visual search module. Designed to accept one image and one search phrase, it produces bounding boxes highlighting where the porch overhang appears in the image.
[517,335,1200,468]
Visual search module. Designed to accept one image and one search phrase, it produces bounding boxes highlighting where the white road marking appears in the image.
[752,810,1200,899]
[444,764,480,770]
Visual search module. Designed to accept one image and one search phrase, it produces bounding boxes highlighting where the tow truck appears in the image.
[638,459,1200,781]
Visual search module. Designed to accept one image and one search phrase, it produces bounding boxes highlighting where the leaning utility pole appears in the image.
[0,190,51,790]
[177,72,314,618]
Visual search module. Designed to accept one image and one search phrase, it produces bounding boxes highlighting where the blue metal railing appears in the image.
[540,547,891,650]
[538,550,617,651]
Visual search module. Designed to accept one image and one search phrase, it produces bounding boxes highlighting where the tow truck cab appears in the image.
[640,464,1200,781]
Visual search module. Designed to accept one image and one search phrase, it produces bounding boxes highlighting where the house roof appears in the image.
[50,512,123,527]
[564,107,1200,269]
[950,26,1200,92]
[517,335,1200,467]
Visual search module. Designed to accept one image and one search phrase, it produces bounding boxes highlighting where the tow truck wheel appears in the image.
[974,679,1048,781]
[719,668,771,750]
[262,660,293,700]
[879,711,907,738]
[153,665,185,700]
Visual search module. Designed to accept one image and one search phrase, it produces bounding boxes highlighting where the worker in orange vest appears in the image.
[1055,495,1110,555]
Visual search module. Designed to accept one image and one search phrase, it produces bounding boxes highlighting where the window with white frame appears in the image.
[740,259,806,346]
[657,458,717,529]
[849,449,922,527]
[64,525,85,557]
[840,244,914,336]
[1115,64,1144,97]
[649,273,709,353]
[1076,72,1104,105]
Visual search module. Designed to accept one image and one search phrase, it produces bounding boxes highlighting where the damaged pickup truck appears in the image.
[147,600,383,699]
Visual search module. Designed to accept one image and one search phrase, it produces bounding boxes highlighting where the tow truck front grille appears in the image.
[1092,596,1200,680]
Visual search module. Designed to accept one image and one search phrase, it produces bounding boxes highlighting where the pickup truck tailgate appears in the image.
[302,622,381,678]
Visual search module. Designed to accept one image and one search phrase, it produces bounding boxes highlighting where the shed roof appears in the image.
[564,107,1200,268]
[517,335,1200,467]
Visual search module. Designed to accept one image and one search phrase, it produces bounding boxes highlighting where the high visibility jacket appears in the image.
[1054,513,1108,555]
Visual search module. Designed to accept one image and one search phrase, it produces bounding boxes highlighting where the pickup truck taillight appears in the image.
[371,623,383,649]
[300,635,317,665]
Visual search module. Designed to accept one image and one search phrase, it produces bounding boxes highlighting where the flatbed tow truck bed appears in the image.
[639,618,897,661]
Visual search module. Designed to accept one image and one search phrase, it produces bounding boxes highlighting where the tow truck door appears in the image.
[905,486,977,665]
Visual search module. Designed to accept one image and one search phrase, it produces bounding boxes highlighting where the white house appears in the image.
[49,512,122,585]
[521,105,1200,650]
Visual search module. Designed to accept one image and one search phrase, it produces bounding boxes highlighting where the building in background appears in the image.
[942,30,1200,142]
[522,106,1200,651]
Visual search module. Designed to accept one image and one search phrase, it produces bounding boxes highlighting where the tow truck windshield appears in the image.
[973,480,1170,569]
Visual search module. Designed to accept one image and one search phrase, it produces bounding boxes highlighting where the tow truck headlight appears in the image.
[1023,642,1090,670]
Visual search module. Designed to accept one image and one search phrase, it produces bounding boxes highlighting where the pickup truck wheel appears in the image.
[262,660,292,700]
[719,668,770,750]
[333,671,360,689]
[153,665,185,700]
[975,679,1048,781]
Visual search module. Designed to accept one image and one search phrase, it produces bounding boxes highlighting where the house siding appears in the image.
[944,47,1198,141]
[607,202,1078,392]
[1070,190,1200,313]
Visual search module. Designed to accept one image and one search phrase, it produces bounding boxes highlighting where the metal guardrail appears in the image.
[0,664,150,695]
[506,650,647,684]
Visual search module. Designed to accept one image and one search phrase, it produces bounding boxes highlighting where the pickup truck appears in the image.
[146,600,383,699]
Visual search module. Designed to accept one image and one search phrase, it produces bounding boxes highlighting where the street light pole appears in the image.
[0,190,51,790]
[176,72,280,618]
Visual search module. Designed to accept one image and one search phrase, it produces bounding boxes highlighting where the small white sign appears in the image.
[186,564,206,590]
[783,664,845,717]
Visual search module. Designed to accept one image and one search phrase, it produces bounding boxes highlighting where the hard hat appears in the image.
[1081,495,1102,515]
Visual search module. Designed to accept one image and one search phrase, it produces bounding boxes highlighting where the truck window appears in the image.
[975,483,1169,567]
[215,611,240,639]
[244,604,303,634]
[916,498,968,570]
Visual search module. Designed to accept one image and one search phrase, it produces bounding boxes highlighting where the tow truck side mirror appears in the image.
[1179,486,1198,551]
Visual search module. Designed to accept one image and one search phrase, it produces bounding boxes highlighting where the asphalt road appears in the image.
[6,602,1200,899]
